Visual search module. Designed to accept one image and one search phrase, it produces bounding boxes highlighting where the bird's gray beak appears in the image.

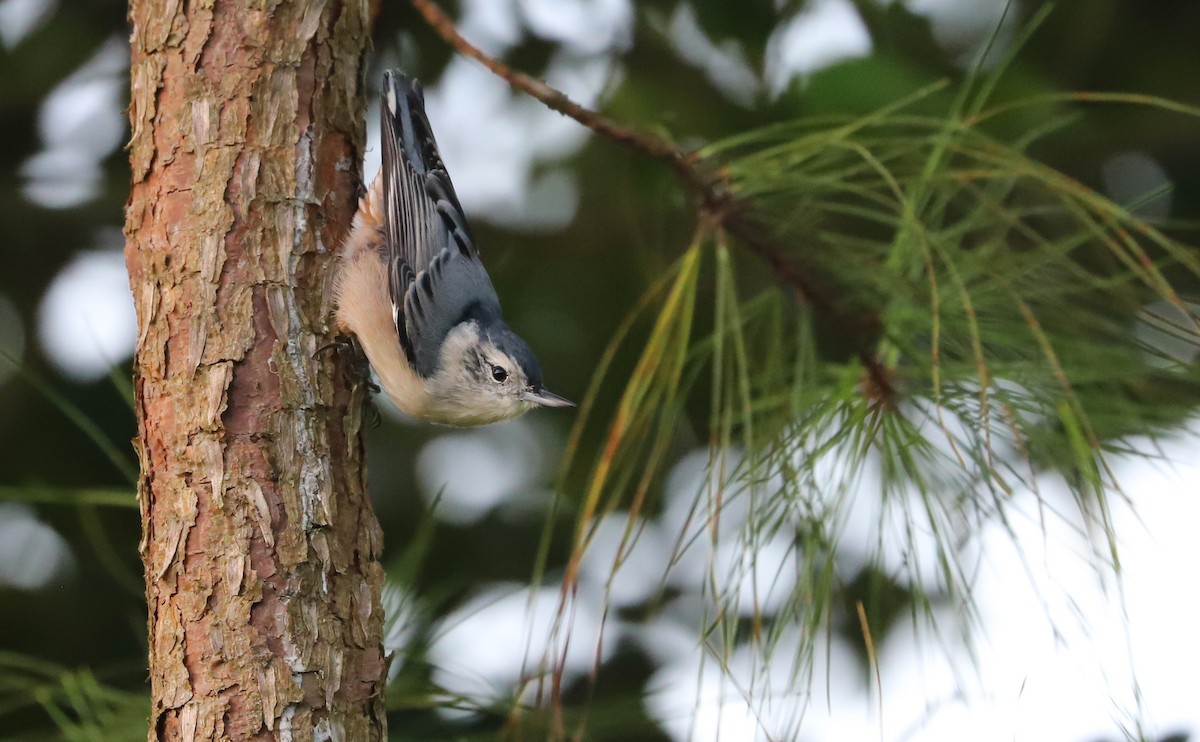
[523,388,575,408]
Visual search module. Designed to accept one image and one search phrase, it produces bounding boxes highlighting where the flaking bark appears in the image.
[124,1,385,739]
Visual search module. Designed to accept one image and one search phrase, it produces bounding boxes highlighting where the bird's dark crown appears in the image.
[484,323,544,389]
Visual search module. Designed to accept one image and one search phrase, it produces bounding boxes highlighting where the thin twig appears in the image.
[720,213,896,406]
[410,0,711,190]
[410,0,895,404]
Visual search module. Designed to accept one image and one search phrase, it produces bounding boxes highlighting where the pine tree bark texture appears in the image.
[123,1,386,739]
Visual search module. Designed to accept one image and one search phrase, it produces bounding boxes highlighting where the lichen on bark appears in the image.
[124,1,386,739]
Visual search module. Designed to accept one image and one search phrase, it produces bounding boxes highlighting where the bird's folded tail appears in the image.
[382,70,441,178]
[380,70,477,268]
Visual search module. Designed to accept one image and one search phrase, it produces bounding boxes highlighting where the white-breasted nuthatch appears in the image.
[334,71,573,426]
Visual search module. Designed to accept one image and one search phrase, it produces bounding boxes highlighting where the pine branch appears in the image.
[409,0,896,404]
[410,0,699,180]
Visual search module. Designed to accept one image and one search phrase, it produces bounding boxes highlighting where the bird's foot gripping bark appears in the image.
[316,336,383,424]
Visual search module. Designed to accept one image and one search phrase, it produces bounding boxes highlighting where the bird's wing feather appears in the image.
[404,247,501,377]
[381,71,500,377]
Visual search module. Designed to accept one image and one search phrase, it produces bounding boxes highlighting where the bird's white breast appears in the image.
[334,244,433,419]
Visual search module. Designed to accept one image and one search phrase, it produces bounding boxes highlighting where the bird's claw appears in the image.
[364,398,382,429]
[313,339,348,359]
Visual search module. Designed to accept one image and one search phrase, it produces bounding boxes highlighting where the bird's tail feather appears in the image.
[379,69,473,254]
[382,70,440,177]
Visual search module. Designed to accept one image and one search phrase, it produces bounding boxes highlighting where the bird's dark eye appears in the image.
[490,365,508,383]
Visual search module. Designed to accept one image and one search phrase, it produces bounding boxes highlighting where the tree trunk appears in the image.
[123,1,385,739]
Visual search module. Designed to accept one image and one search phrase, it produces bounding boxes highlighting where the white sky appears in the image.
[419,421,1200,741]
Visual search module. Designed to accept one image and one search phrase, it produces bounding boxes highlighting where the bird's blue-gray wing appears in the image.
[380,70,501,377]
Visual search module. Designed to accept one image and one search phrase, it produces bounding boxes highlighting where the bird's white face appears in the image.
[469,340,536,419]
[423,324,540,426]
